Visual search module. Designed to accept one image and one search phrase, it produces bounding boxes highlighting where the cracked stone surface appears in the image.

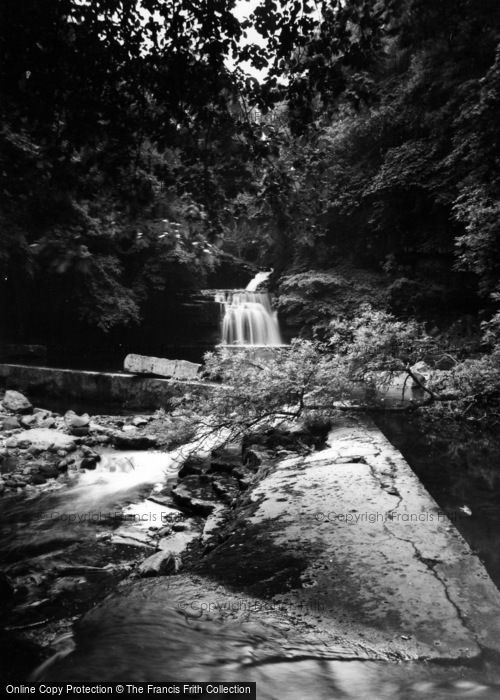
[199,416,500,660]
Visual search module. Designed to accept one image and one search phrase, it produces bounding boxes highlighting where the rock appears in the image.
[1,416,21,430]
[435,356,456,370]
[132,416,149,427]
[64,410,90,436]
[157,529,199,554]
[81,456,100,470]
[211,474,241,503]
[38,417,56,429]
[0,479,5,493]
[33,408,52,417]
[209,444,242,473]
[201,505,227,546]
[171,483,215,516]
[37,464,60,479]
[2,390,32,414]
[5,428,77,451]
[122,425,137,433]
[20,414,38,428]
[5,475,28,487]
[124,353,201,380]
[178,456,210,479]
[31,473,47,485]
[410,361,432,387]
[1,453,19,473]
[111,433,158,450]
[138,551,181,577]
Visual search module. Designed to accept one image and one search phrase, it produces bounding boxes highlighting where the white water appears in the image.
[245,269,272,292]
[215,271,283,346]
[55,429,229,515]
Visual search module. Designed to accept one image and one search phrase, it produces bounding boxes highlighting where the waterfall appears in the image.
[215,271,283,346]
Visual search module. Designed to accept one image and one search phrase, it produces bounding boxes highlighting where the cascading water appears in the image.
[215,271,284,346]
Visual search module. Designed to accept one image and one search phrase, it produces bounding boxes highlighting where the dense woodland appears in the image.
[2,0,500,424]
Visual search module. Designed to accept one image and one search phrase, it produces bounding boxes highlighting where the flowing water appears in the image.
[215,271,284,346]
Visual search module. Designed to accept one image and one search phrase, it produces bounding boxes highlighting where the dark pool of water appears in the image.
[375,414,500,589]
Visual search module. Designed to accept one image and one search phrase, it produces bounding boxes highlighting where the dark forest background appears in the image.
[2,0,500,364]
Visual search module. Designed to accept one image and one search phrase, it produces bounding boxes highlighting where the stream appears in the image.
[1,416,500,697]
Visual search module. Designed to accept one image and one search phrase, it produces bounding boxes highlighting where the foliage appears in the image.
[167,306,500,440]
[174,308,436,438]
[0,0,268,340]
[276,268,389,337]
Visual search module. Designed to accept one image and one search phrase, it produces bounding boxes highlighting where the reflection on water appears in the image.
[375,414,500,590]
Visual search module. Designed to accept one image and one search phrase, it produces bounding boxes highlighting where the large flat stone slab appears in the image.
[124,353,201,380]
[198,417,500,660]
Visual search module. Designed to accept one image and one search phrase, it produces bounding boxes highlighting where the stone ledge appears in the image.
[0,363,215,409]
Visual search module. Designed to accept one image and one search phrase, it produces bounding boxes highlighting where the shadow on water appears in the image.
[374,414,500,590]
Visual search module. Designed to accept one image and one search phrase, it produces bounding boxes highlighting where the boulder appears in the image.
[81,456,100,470]
[2,390,32,414]
[64,410,90,436]
[124,353,201,380]
[410,361,432,387]
[5,428,77,451]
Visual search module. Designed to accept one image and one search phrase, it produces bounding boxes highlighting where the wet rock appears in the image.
[2,390,32,414]
[111,433,158,450]
[178,456,210,479]
[171,483,215,516]
[81,456,100,470]
[2,416,21,430]
[31,473,47,485]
